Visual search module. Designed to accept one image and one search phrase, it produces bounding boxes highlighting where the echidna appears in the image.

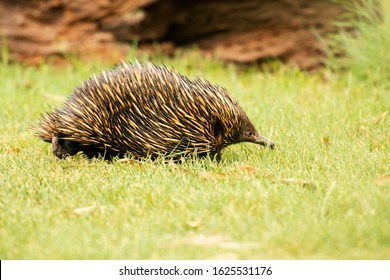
[34,62,275,161]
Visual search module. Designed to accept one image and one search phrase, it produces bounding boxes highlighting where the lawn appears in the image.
[0,2,389,259]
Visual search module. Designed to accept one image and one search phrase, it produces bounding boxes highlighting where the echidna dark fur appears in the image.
[34,62,275,161]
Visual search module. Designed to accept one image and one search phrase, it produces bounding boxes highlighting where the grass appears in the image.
[0,2,389,260]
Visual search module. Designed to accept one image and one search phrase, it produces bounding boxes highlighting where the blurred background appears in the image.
[0,0,354,69]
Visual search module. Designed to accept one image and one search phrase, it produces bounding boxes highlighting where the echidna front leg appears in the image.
[52,135,80,159]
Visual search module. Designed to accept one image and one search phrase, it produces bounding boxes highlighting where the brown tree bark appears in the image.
[0,0,345,69]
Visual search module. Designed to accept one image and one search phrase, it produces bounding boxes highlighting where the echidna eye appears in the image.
[248,132,253,137]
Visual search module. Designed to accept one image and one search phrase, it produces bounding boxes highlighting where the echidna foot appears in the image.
[52,135,80,159]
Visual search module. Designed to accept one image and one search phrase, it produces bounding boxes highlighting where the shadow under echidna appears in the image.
[34,62,275,161]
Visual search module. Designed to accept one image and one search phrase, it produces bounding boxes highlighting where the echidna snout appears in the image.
[258,136,275,149]
[235,119,275,150]
[252,133,275,149]
[242,130,275,150]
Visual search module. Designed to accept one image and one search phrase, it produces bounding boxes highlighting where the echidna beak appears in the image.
[256,136,275,150]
